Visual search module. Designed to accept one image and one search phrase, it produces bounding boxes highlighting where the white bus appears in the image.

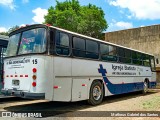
[1,24,156,105]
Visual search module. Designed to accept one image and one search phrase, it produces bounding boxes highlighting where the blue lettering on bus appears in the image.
[98,64,156,95]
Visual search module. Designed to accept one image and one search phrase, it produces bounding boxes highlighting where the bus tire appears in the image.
[88,81,104,105]
[142,81,148,94]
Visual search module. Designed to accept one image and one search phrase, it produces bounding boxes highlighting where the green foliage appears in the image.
[0,25,19,36]
[0,32,9,36]
[8,25,19,34]
[44,0,108,39]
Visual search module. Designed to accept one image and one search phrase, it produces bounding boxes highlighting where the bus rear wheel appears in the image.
[142,81,148,94]
[88,81,104,105]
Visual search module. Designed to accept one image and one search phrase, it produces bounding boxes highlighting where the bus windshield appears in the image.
[6,28,46,57]
[6,33,20,57]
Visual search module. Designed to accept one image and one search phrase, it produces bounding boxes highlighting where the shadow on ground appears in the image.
[0,96,31,104]
[3,90,159,117]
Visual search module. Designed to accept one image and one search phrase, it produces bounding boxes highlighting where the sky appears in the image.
[0,0,160,33]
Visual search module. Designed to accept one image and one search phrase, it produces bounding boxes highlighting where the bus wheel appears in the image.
[88,81,104,105]
[142,81,148,94]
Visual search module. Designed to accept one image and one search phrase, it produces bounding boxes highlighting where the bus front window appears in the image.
[18,28,46,55]
[6,33,20,57]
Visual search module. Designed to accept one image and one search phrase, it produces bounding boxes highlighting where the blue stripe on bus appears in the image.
[98,64,156,95]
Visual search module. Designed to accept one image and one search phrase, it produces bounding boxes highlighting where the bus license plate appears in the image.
[12,80,20,86]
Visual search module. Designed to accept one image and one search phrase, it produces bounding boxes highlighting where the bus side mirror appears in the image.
[156,58,159,64]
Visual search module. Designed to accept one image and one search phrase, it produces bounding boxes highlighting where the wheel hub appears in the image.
[144,82,148,92]
[93,85,102,100]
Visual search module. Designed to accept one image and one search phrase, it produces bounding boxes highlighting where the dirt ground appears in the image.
[0,89,160,120]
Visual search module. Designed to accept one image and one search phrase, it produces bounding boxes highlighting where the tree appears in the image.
[0,32,9,36]
[44,0,108,39]
[0,25,19,36]
[8,25,19,34]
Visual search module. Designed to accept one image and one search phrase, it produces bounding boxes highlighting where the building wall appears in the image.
[105,24,160,83]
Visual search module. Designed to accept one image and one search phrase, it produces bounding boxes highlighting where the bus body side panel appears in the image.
[53,57,72,101]
[71,58,153,100]
[133,66,152,91]
[46,56,154,102]
[71,78,89,101]
[71,59,104,101]
[43,56,54,101]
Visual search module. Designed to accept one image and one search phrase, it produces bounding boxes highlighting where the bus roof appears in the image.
[10,24,154,56]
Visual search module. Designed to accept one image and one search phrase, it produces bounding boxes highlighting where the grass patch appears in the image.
[142,96,160,110]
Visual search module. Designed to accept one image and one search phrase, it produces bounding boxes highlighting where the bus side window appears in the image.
[100,43,117,61]
[118,48,131,63]
[124,49,131,63]
[132,51,142,65]
[86,40,99,59]
[137,53,143,65]
[56,32,70,56]
[132,51,137,64]
[143,54,150,66]
[118,48,125,63]
[49,30,54,55]
[72,37,85,58]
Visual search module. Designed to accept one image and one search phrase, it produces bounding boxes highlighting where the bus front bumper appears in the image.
[1,89,45,99]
